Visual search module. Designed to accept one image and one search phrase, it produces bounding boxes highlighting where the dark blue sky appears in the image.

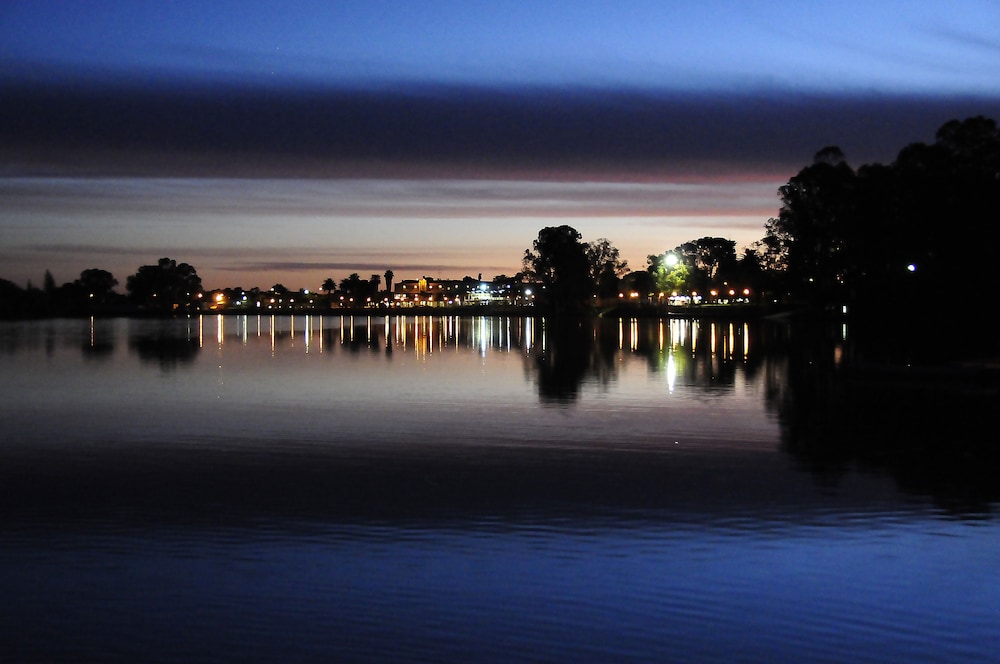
[4,1,998,93]
[2,1,999,288]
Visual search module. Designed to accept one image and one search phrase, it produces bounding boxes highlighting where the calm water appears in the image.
[1,315,998,662]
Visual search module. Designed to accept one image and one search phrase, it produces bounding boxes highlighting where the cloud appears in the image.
[217,260,493,275]
[4,81,999,180]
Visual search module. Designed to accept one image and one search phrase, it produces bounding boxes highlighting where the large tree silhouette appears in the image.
[523,225,593,314]
[765,116,1000,313]
[585,238,628,301]
[765,147,857,304]
[126,258,202,312]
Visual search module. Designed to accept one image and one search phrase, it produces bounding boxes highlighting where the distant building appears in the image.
[394,277,535,307]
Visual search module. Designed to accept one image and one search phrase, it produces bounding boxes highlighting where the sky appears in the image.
[2,0,999,290]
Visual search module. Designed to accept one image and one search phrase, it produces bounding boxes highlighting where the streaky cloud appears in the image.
[4,82,1000,179]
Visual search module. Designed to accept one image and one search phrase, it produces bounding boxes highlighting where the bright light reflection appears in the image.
[479,317,489,356]
[666,352,677,393]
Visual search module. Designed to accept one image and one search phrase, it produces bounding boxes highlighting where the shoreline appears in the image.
[0,302,797,322]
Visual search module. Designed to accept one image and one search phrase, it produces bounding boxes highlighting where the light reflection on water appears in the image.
[0,315,998,662]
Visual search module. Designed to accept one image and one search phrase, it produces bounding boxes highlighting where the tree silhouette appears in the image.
[623,270,657,298]
[586,238,628,300]
[765,147,857,304]
[77,269,118,297]
[76,268,119,308]
[384,269,394,294]
[126,258,202,311]
[43,269,56,295]
[659,237,738,298]
[523,225,592,314]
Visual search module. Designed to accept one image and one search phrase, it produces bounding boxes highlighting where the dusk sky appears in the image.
[2,1,999,290]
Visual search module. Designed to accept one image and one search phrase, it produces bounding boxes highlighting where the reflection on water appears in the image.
[2,313,996,513]
[194,313,769,396]
[129,320,202,369]
[0,314,998,662]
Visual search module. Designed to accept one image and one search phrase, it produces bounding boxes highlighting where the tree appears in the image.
[126,258,202,311]
[622,270,656,298]
[77,269,118,296]
[585,238,629,300]
[732,249,766,302]
[384,269,394,294]
[764,148,857,303]
[342,274,381,303]
[676,237,738,284]
[647,252,692,297]
[43,269,56,295]
[76,269,118,307]
[523,225,593,314]
[322,277,336,294]
[659,262,691,296]
[340,273,361,292]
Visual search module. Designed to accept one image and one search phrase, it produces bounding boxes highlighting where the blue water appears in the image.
[1,315,998,662]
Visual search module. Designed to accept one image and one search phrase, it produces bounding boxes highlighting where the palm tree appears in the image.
[384,269,394,294]
[322,277,336,294]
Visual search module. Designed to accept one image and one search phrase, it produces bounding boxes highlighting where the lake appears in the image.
[1,314,998,662]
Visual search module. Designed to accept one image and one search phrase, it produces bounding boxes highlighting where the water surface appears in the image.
[1,315,998,662]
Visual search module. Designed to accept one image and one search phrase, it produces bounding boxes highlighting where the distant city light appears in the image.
[907,263,917,272]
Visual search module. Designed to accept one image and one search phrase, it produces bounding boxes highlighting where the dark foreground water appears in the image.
[1,315,998,662]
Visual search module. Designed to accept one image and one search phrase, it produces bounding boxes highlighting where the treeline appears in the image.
[522,116,1000,319]
[764,115,999,316]
[0,258,203,318]
[0,268,123,318]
